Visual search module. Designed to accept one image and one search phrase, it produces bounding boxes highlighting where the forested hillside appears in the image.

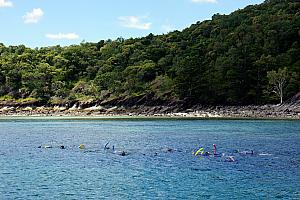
[0,0,299,106]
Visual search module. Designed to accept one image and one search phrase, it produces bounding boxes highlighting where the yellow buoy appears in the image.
[79,144,85,149]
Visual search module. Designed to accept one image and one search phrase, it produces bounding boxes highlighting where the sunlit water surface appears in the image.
[0,118,299,199]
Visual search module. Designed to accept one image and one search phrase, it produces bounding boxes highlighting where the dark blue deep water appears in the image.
[0,118,299,199]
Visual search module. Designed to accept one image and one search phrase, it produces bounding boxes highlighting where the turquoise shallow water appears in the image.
[0,119,299,199]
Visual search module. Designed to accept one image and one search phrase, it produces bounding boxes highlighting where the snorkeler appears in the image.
[104,142,110,150]
[38,145,52,148]
[212,144,223,157]
[161,147,175,153]
[238,150,254,155]
[193,147,210,156]
[225,156,235,162]
[193,147,204,156]
[213,144,217,155]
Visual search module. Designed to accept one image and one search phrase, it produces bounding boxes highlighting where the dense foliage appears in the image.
[0,0,299,106]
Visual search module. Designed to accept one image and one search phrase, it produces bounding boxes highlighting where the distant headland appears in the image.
[0,0,299,118]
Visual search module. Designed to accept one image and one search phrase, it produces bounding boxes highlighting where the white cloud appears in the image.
[191,0,217,3]
[162,24,174,33]
[118,16,151,30]
[45,33,80,40]
[0,0,13,8]
[162,20,174,33]
[23,8,44,24]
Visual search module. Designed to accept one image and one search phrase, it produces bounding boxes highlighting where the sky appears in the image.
[0,0,264,48]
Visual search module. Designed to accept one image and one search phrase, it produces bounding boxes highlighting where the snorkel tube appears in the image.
[213,144,217,155]
[193,147,205,156]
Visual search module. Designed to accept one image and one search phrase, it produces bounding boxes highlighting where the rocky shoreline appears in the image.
[0,104,299,119]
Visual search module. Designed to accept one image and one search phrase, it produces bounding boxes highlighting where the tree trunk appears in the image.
[280,83,283,104]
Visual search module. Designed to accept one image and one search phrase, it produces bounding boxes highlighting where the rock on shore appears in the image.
[1,92,299,119]
[0,103,299,119]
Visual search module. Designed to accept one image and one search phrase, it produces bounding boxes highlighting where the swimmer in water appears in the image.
[212,144,222,157]
[193,147,210,156]
[213,144,217,155]
[225,156,235,162]
[104,142,110,150]
[193,147,204,156]
[38,145,52,148]
[239,150,254,155]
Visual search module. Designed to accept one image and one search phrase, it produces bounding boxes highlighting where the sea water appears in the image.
[0,118,299,199]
